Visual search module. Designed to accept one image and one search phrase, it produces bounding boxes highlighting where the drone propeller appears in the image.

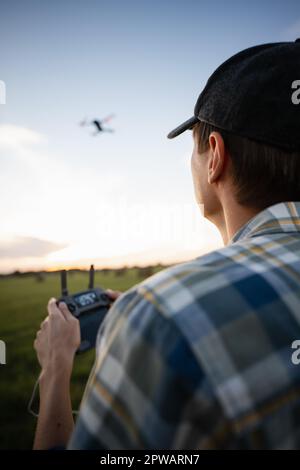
[101,114,115,124]
[79,117,88,127]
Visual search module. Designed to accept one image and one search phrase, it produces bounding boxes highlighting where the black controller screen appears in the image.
[74,292,97,307]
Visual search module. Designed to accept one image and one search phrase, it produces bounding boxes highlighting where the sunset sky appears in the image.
[0,0,299,273]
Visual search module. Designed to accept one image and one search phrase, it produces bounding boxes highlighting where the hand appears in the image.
[34,299,80,375]
[106,288,122,301]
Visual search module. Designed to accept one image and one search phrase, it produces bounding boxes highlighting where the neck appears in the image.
[210,196,259,245]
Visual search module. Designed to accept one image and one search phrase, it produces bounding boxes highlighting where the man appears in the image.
[34,40,300,449]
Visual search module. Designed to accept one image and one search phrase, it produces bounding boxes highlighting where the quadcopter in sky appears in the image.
[79,114,115,136]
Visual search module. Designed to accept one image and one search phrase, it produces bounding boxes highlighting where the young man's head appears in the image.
[168,40,300,242]
[191,121,300,222]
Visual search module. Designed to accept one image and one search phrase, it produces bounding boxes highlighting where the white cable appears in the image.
[27,376,40,418]
[27,374,78,418]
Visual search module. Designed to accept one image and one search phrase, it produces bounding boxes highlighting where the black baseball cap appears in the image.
[167,39,300,151]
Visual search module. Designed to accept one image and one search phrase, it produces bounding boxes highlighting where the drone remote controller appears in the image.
[57,265,113,353]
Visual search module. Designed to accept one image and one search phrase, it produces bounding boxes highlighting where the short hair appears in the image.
[194,121,300,210]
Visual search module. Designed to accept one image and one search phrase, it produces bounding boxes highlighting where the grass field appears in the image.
[0,267,163,449]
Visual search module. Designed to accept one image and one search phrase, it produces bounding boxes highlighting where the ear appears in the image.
[207,132,226,184]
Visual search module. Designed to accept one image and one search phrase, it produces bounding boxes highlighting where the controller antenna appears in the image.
[61,269,68,296]
[88,264,94,289]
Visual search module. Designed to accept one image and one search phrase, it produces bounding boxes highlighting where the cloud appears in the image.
[0,236,67,259]
[0,124,46,148]
[0,124,222,273]
[0,124,125,244]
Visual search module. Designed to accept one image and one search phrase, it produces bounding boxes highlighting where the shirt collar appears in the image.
[230,201,300,244]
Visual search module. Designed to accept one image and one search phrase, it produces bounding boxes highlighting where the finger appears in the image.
[57,301,74,322]
[40,317,49,329]
[34,332,41,347]
[106,289,122,300]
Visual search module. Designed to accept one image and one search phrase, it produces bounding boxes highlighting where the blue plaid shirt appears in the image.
[69,201,300,449]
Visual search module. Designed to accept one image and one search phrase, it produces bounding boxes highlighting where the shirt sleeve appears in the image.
[68,286,216,450]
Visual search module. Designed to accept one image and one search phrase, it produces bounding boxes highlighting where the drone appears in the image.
[79,114,115,136]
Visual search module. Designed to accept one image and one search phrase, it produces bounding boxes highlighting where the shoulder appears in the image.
[100,239,265,355]
[133,241,253,319]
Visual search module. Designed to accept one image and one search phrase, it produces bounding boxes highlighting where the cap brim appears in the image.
[167,116,199,139]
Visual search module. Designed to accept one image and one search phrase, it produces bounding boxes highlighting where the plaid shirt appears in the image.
[69,201,300,450]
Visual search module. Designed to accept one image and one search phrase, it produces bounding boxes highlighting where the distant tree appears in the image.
[115,267,128,277]
[101,269,111,276]
[35,272,45,283]
[138,266,154,279]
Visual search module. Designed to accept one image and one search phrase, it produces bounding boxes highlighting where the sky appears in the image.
[0,0,300,273]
